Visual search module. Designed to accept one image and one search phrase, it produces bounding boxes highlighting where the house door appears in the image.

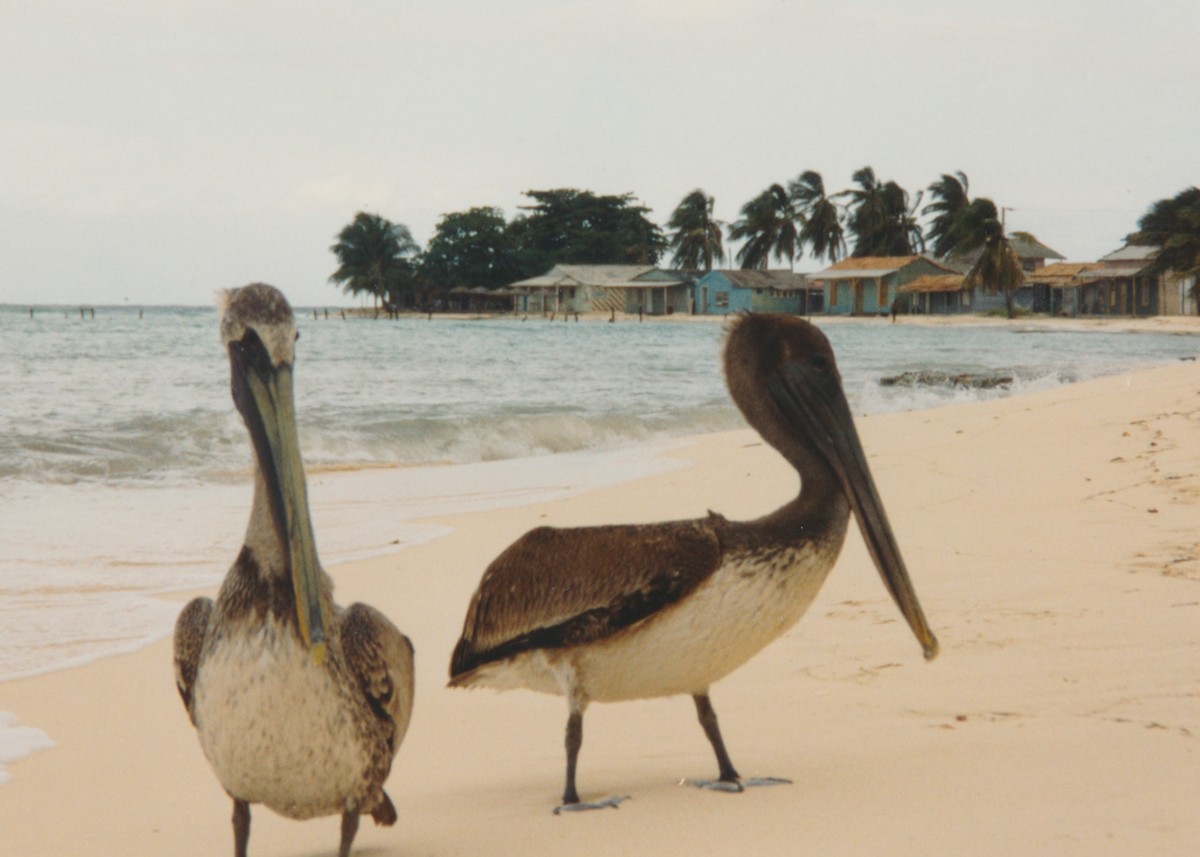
[853,281,864,315]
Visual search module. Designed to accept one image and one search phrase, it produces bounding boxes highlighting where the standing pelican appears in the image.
[174,284,414,857]
[449,313,937,811]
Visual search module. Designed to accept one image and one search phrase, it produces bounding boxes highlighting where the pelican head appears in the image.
[220,283,328,663]
[725,313,938,660]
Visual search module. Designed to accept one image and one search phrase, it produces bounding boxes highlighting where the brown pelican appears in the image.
[449,313,937,812]
[174,284,414,856]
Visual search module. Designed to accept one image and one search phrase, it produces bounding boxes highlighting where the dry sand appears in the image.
[2,362,1198,856]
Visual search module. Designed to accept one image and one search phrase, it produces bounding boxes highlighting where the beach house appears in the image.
[509,265,693,316]
[895,273,972,314]
[811,256,957,316]
[692,270,818,315]
[1023,246,1196,317]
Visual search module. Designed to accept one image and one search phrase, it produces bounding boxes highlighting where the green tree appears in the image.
[789,170,845,264]
[951,197,1024,319]
[419,206,523,292]
[728,184,798,270]
[511,188,666,271]
[838,167,924,257]
[666,189,726,270]
[329,212,420,310]
[1126,186,1200,313]
[923,171,971,259]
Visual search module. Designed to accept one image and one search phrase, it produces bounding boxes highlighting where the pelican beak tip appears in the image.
[923,637,940,662]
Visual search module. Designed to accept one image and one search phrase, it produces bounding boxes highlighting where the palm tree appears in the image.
[837,167,924,257]
[886,181,926,256]
[728,184,798,270]
[952,197,1024,319]
[923,171,971,259]
[666,189,726,271]
[789,171,846,264]
[329,212,420,310]
[837,166,886,257]
[1126,187,1200,313]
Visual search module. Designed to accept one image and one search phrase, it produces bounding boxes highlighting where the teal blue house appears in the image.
[693,270,814,315]
[810,256,958,315]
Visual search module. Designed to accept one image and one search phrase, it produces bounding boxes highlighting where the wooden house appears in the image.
[810,256,958,316]
[692,270,818,315]
[1026,262,1099,315]
[509,265,693,316]
[1026,247,1196,317]
[895,273,972,314]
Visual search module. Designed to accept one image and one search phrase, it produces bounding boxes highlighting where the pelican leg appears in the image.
[232,799,250,857]
[553,691,627,814]
[693,693,741,786]
[338,810,359,857]
[692,692,792,793]
[563,706,584,806]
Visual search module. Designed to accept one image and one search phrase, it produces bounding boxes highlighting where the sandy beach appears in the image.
[2,360,1198,856]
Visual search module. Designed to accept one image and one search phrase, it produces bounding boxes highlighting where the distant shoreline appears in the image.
[7,302,1200,335]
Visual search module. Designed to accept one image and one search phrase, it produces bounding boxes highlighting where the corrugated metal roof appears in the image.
[1075,264,1151,283]
[1099,244,1158,263]
[1008,233,1065,261]
[511,264,686,289]
[703,270,811,291]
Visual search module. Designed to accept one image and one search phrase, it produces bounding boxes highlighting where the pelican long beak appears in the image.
[231,337,328,664]
[769,363,939,660]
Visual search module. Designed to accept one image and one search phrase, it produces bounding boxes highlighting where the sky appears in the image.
[2,0,1196,307]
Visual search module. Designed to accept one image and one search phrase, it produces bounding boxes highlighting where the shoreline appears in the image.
[9,300,1200,336]
[2,361,1198,854]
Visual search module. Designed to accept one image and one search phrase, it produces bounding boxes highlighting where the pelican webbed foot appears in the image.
[692,775,792,793]
[553,795,629,815]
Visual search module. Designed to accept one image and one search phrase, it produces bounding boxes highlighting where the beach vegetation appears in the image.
[838,166,925,257]
[1127,186,1200,313]
[789,171,846,264]
[329,212,421,311]
[508,189,666,274]
[666,189,726,271]
[419,207,524,293]
[923,171,972,259]
[951,197,1025,318]
[728,184,799,270]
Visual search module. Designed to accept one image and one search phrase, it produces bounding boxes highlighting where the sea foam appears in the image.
[0,711,55,786]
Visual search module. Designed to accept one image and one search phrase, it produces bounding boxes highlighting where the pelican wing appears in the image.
[450,518,726,678]
[173,596,213,724]
[339,603,416,755]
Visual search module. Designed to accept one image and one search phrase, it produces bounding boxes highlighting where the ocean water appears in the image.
[2,305,1198,687]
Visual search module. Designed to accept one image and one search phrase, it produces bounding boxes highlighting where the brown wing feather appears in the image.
[173,596,213,724]
[339,603,416,755]
[450,515,727,678]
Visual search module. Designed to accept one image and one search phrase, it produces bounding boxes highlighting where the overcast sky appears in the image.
[2,0,1196,307]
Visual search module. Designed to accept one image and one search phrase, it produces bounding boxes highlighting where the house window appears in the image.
[715,291,729,308]
[963,289,972,307]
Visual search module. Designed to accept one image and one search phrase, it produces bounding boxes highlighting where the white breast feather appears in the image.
[192,618,370,819]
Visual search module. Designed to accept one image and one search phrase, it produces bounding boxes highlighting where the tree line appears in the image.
[329,173,1200,316]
